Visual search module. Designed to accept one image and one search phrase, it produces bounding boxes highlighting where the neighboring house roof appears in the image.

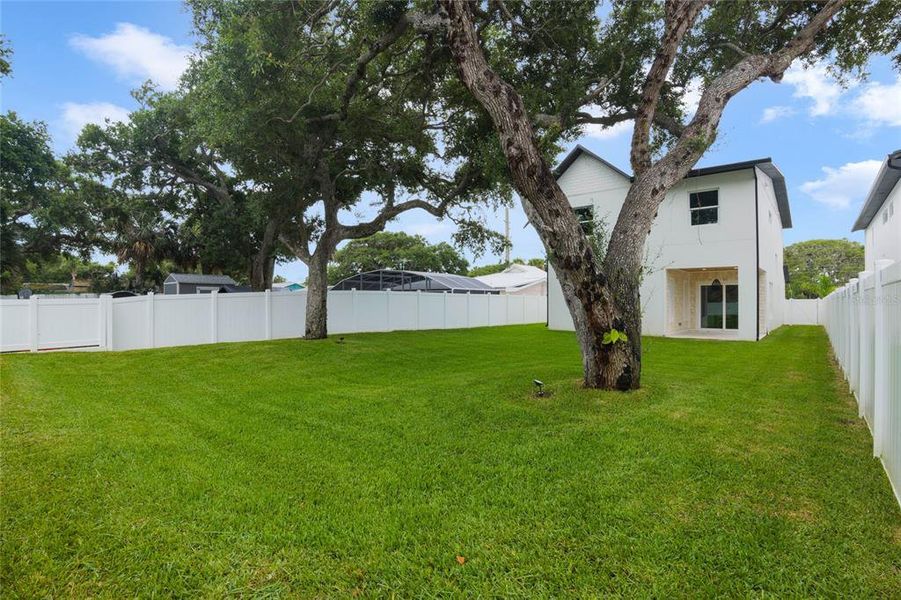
[331,269,499,293]
[553,144,792,228]
[272,282,304,290]
[852,149,901,232]
[219,284,253,293]
[475,263,547,291]
[164,273,238,285]
[553,144,632,180]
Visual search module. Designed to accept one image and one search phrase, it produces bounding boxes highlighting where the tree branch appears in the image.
[631,0,710,175]
[607,0,851,282]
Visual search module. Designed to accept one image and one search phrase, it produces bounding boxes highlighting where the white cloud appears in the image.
[585,117,633,140]
[782,65,842,117]
[682,77,703,119]
[851,77,901,127]
[60,102,130,140]
[70,23,191,90]
[401,221,453,238]
[760,105,796,124]
[800,160,882,209]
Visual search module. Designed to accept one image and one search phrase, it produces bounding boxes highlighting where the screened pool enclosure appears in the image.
[331,270,500,294]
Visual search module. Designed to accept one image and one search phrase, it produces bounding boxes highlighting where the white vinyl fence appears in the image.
[0,290,547,353]
[822,259,901,507]
[785,298,822,325]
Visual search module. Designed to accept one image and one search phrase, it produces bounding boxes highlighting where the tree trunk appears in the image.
[304,253,329,339]
[250,258,266,291]
[250,218,279,291]
[133,260,145,292]
[442,0,638,389]
[265,256,275,289]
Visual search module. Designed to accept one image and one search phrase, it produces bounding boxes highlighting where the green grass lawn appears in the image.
[2,325,899,597]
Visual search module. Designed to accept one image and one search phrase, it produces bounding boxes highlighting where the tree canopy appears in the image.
[0,112,93,293]
[182,0,512,337]
[785,239,864,299]
[68,87,285,291]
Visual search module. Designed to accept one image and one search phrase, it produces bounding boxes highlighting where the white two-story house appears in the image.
[852,149,901,271]
[547,145,791,341]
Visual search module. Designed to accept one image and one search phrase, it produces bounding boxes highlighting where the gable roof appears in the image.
[164,273,237,285]
[852,149,901,232]
[553,145,792,228]
[553,144,631,180]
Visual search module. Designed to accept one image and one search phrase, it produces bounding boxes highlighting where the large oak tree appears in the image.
[184,0,510,338]
[69,87,288,290]
[432,0,899,389]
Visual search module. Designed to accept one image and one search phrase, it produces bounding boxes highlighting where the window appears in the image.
[689,190,718,225]
[573,205,594,234]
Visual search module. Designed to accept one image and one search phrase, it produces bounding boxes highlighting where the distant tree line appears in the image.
[784,239,864,299]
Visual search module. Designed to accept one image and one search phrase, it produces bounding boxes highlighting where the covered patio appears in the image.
[665,267,741,339]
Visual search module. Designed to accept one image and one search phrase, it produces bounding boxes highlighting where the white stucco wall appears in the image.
[756,167,787,335]
[548,154,787,341]
[864,180,901,271]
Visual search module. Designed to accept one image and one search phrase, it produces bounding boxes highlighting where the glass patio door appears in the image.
[701,281,738,330]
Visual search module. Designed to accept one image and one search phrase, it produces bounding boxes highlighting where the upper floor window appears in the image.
[690,190,718,225]
[573,205,594,234]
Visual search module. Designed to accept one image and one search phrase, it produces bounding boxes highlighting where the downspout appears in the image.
[753,167,760,341]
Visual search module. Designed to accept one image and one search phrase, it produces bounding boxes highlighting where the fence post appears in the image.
[846,278,857,390]
[105,295,114,350]
[858,270,872,415]
[265,289,272,340]
[385,289,391,331]
[351,287,357,331]
[28,295,39,352]
[843,285,851,373]
[146,292,155,348]
[97,295,107,350]
[466,291,471,328]
[443,291,448,329]
[210,290,218,344]
[872,259,893,457]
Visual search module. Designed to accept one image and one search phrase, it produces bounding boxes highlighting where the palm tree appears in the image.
[113,209,177,291]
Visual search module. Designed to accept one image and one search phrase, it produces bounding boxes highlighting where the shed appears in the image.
[330,269,499,294]
[163,273,239,295]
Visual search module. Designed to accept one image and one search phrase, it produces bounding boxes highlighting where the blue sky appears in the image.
[3,1,900,283]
